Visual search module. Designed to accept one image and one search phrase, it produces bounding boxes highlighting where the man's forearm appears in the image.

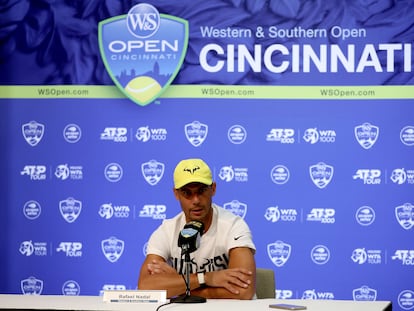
[139,272,201,298]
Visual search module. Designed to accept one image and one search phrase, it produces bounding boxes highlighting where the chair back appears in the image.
[255,268,276,299]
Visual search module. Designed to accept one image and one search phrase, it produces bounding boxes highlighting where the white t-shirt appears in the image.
[146,204,256,274]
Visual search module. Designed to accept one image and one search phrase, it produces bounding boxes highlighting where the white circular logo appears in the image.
[23,200,41,220]
[311,245,330,265]
[104,163,123,182]
[270,165,290,184]
[398,290,414,310]
[228,125,247,144]
[355,206,375,226]
[127,3,160,38]
[400,126,414,146]
[62,280,80,296]
[63,124,81,143]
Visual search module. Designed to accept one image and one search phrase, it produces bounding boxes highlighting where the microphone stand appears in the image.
[170,244,206,303]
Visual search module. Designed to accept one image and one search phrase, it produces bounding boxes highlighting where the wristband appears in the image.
[197,272,206,288]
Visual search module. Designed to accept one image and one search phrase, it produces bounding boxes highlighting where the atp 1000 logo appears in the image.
[99,3,189,106]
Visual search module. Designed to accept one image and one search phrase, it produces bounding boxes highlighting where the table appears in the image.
[0,294,392,311]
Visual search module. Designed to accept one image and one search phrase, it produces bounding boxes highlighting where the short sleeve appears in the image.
[146,222,172,260]
[227,215,256,254]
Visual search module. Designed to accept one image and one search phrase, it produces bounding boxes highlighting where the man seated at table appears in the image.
[138,158,256,299]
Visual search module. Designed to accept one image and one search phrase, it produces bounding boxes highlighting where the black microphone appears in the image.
[172,220,207,304]
[178,220,204,255]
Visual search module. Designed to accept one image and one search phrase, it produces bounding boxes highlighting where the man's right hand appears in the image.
[204,268,253,295]
[147,259,177,275]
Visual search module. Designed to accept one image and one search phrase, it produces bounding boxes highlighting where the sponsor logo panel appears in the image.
[22,121,44,146]
[309,162,334,189]
[303,128,336,144]
[265,206,298,223]
[310,245,330,265]
[62,280,81,296]
[228,125,247,144]
[223,200,247,219]
[21,276,43,295]
[185,121,208,147]
[398,290,414,310]
[63,124,82,143]
[301,289,334,300]
[141,160,165,185]
[101,236,125,263]
[139,204,167,220]
[219,165,248,183]
[354,122,379,149]
[400,126,414,146]
[270,165,290,185]
[353,285,377,301]
[98,3,189,106]
[268,240,291,267]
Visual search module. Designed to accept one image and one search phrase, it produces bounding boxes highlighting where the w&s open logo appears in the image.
[98,3,189,106]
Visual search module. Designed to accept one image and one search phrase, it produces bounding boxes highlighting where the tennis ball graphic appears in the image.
[125,76,162,103]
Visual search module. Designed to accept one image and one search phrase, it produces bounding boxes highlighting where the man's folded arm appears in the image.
[193,247,256,300]
[138,247,256,300]
[138,254,193,298]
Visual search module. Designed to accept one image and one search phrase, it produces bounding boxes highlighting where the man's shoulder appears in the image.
[158,212,184,229]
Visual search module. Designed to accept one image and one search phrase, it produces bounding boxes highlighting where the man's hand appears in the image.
[147,259,177,275]
[204,268,252,295]
[139,255,188,298]
[190,247,256,299]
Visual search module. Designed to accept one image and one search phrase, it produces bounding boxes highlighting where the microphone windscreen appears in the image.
[177,220,204,253]
[183,220,204,235]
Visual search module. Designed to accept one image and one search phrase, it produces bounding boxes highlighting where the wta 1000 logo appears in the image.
[98,3,189,106]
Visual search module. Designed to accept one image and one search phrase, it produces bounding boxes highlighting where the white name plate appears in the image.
[102,290,167,304]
